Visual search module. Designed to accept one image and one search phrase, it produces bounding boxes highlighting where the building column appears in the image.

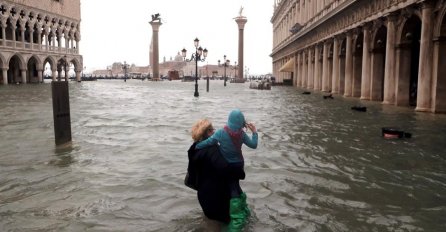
[322,42,330,91]
[2,68,8,85]
[303,51,308,88]
[416,2,434,112]
[75,70,81,82]
[332,36,340,94]
[360,25,372,100]
[21,69,27,84]
[314,45,320,90]
[11,24,17,48]
[383,14,398,105]
[293,53,299,87]
[0,19,6,46]
[296,53,301,87]
[20,27,25,48]
[37,69,43,83]
[29,28,34,49]
[307,48,314,89]
[52,68,57,81]
[37,30,42,50]
[344,32,353,97]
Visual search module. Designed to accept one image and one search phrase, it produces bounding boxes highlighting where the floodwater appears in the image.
[1,80,445,232]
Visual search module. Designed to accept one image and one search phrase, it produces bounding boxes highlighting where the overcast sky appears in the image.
[80,0,274,75]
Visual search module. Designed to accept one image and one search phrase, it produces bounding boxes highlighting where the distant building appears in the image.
[271,0,446,113]
[0,0,83,84]
[93,52,238,79]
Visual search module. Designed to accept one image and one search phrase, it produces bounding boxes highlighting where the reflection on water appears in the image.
[1,80,446,231]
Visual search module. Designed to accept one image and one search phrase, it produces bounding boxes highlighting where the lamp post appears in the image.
[122,61,129,82]
[218,55,230,86]
[182,38,208,97]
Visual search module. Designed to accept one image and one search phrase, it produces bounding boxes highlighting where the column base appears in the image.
[415,106,432,112]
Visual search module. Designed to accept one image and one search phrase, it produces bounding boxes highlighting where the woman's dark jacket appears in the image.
[186,142,245,223]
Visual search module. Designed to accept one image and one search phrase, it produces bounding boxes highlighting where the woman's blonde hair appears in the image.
[191,119,212,142]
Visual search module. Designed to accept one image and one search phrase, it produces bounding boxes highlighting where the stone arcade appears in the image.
[271,0,446,113]
[0,0,83,84]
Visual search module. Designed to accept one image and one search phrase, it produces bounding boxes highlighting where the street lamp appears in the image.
[182,38,208,97]
[218,55,230,86]
[122,61,129,82]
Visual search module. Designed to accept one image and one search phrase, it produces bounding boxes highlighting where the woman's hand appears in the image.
[246,123,257,133]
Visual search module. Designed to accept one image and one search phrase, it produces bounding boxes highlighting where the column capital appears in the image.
[235,16,248,29]
[149,21,162,31]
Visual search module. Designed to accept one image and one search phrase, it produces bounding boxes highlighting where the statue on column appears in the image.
[151,13,161,23]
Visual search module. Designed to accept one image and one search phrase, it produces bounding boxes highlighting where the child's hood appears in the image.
[227,109,245,131]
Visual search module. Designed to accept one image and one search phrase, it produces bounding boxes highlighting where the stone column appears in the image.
[235,16,248,82]
[360,25,372,100]
[344,32,353,97]
[20,27,25,48]
[296,53,301,87]
[75,70,81,82]
[149,20,162,81]
[293,54,299,86]
[2,68,8,85]
[322,42,329,92]
[314,45,320,90]
[52,68,57,81]
[416,2,434,112]
[21,69,27,84]
[383,14,398,104]
[0,19,6,46]
[303,54,306,87]
[307,48,313,89]
[29,28,34,49]
[332,36,340,94]
[37,69,43,83]
[11,23,17,48]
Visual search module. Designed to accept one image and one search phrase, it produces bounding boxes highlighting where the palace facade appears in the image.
[0,0,82,84]
[271,0,446,113]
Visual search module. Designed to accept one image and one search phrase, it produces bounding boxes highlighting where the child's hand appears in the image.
[246,123,257,133]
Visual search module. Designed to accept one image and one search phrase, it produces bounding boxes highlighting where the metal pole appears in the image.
[224,64,227,86]
[194,49,199,97]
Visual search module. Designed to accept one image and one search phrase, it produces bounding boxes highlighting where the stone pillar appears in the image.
[21,69,27,84]
[11,24,17,48]
[332,37,340,94]
[416,2,434,112]
[383,14,398,105]
[293,55,297,87]
[322,42,329,92]
[20,27,25,48]
[2,68,8,85]
[149,20,162,81]
[235,16,248,82]
[37,30,42,50]
[360,25,372,100]
[37,69,43,83]
[302,51,307,87]
[29,29,34,49]
[307,48,313,89]
[314,45,320,90]
[296,52,302,87]
[52,68,57,81]
[75,70,81,82]
[0,19,6,46]
[344,32,353,97]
